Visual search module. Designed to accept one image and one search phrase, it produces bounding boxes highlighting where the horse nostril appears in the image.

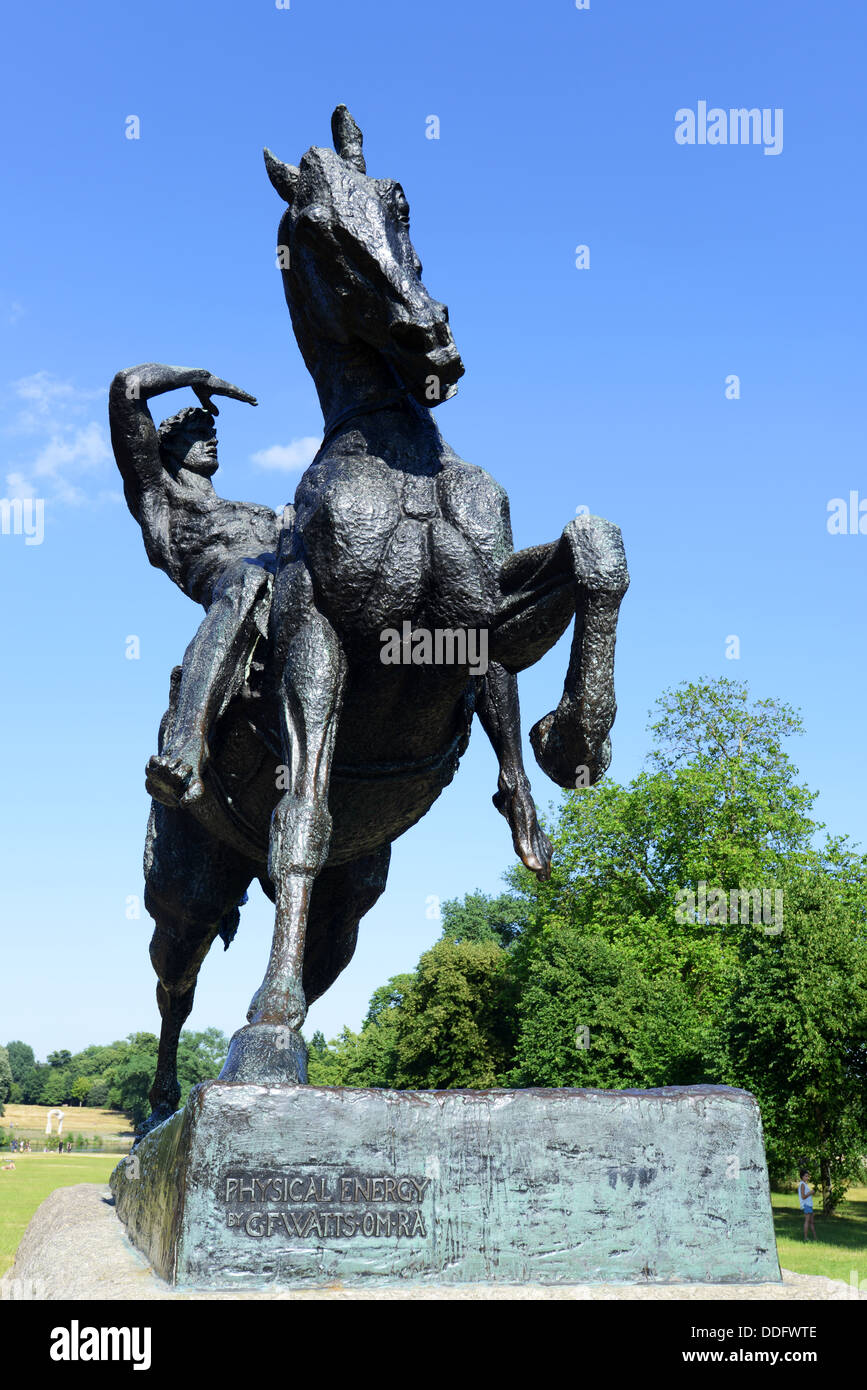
[389,320,434,352]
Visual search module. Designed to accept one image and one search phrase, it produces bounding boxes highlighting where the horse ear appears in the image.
[331,105,366,174]
[264,148,300,205]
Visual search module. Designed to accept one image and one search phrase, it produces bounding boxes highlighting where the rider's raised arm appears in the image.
[108,363,213,520]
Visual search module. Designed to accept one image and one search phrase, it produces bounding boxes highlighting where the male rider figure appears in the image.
[109,363,280,807]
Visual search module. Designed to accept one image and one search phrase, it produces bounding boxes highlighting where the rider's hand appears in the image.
[192,374,258,416]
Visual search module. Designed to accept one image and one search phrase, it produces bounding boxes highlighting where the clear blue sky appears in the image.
[1,0,865,1061]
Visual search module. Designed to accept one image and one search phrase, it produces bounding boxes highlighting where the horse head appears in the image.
[265,105,464,408]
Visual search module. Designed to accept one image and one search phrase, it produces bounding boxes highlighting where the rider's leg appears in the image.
[143,800,255,1129]
[247,561,347,1031]
[146,562,272,808]
[476,664,552,879]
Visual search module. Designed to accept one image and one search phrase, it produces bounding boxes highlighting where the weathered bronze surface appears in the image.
[109,105,629,1126]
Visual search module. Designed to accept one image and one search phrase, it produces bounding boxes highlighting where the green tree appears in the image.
[305,1028,360,1086]
[719,865,867,1212]
[109,1033,160,1127]
[6,1041,34,1080]
[0,1047,12,1104]
[392,939,517,1088]
[346,976,415,1087]
[177,1029,229,1098]
[440,891,529,948]
[510,678,817,929]
[86,1079,109,1108]
[5,1041,36,1102]
[70,1076,90,1106]
[509,927,653,1088]
[25,1062,48,1105]
[39,1071,69,1107]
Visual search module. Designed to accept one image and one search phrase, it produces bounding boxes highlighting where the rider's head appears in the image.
[158,407,218,477]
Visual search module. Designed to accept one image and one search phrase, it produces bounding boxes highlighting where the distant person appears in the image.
[798,1168,816,1239]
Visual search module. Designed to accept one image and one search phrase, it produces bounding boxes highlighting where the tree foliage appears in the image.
[718,866,867,1212]
[0,1047,12,1105]
[2,1029,230,1126]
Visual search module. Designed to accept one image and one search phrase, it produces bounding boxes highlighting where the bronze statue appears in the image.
[110,105,629,1129]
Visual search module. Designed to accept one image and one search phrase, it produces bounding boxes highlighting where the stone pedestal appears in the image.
[110,1082,780,1289]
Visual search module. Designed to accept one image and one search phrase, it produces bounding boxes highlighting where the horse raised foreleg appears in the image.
[476,664,552,879]
[247,568,346,1031]
[491,514,629,789]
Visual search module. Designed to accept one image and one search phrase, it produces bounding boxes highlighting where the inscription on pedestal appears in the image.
[220,1170,430,1240]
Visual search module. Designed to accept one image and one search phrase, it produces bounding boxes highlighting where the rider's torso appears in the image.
[164,486,279,607]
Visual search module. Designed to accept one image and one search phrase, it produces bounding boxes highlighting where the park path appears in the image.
[3,1184,864,1301]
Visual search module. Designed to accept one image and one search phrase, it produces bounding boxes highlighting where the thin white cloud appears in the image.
[31,423,109,479]
[2,374,113,506]
[13,371,78,411]
[4,471,33,501]
[10,372,104,424]
[251,436,321,471]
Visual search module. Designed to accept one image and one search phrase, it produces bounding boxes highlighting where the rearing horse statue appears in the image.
[110,106,629,1130]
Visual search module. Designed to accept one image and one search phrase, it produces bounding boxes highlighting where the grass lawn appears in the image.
[0,1152,120,1277]
[2,1103,134,1143]
[772,1186,867,1287]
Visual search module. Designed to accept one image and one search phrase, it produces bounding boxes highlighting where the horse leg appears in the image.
[143,801,255,1130]
[491,515,629,788]
[302,846,391,1007]
[476,663,552,879]
[248,564,346,1030]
